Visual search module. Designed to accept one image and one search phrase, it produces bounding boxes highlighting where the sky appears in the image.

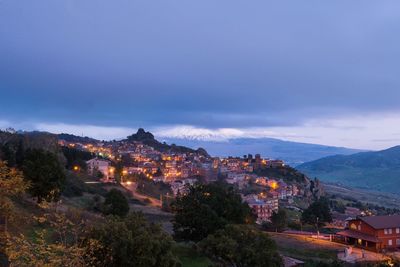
[1,0,400,150]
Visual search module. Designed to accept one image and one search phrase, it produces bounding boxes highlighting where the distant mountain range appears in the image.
[297,146,400,194]
[159,137,362,166]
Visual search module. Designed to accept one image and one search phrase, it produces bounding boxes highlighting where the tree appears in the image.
[199,224,282,267]
[86,213,179,267]
[271,209,287,232]
[0,161,29,261]
[301,197,332,226]
[172,182,253,242]
[102,189,130,217]
[22,149,66,202]
[0,161,28,221]
[6,202,103,267]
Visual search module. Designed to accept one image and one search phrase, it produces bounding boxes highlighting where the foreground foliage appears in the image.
[6,202,103,267]
[102,188,130,217]
[199,224,283,267]
[86,213,179,267]
[22,149,66,202]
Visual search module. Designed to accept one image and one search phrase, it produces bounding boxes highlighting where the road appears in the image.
[121,181,162,207]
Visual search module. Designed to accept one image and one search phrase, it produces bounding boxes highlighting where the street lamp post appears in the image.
[316,217,320,239]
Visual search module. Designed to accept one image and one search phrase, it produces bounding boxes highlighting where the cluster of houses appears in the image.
[242,178,301,224]
[62,138,304,223]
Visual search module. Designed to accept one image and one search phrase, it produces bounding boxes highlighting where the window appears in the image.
[384,229,393,235]
[396,239,400,245]
[396,228,400,234]
[388,240,393,246]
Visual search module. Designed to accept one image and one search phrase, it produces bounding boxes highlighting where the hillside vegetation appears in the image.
[297,146,400,193]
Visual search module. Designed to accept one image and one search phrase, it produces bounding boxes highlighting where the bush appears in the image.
[102,189,130,217]
[199,224,282,267]
[86,213,179,267]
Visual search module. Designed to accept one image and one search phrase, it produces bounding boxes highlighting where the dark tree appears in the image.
[86,213,179,267]
[22,149,66,202]
[271,209,288,232]
[103,189,130,217]
[61,146,93,170]
[301,197,332,226]
[199,224,283,267]
[172,182,253,242]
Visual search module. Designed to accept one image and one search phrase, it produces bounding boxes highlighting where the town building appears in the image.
[337,215,400,251]
[86,158,113,181]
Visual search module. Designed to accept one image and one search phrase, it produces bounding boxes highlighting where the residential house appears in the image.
[337,215,400,251]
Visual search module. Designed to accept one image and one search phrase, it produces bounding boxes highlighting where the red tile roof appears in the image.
[360,215,400,229]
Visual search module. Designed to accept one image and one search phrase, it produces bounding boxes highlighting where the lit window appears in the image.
[388,240,393,246]
[389,229,393,234]
[396,228,400,234]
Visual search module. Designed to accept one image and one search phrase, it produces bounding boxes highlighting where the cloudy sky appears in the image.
[1,0,400,149]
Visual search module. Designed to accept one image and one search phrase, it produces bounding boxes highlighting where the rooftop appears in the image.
[359,215,400,229]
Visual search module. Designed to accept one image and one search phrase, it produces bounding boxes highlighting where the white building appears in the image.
[86,158,113,181]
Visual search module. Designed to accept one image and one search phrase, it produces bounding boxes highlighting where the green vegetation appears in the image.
[102,189,130,217]
[172,182,253,242]
[269,233,341,263]
[22,149,66,202]
[173,244,212,267]
[271,209,288,232]
[297,146,400,193]
[136,174,172,199]
[199,224,282,267]
[302,197,332,226]
[86,213,179,267]
[61,146,94,170]
[255,165,307,183]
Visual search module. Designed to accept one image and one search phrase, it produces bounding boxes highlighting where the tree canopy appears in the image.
[102,189,130,217]
[301,197,332,226]
[172,182,253,242]
[271,209,288,232]
[86,213,179,267]
[22,149,66,202]
[199,224,282,267]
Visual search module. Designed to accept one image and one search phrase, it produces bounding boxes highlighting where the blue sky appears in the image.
[1,0,400,149]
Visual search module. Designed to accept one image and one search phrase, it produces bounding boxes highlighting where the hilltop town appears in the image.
[2,128,400,266]
[58,128,326,224]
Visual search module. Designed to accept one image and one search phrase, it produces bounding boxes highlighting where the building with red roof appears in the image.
[337,215,400,251]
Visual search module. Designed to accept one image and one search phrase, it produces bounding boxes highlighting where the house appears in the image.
[86,158,113,181]
[244,194,278,224]
[337,215,400,251]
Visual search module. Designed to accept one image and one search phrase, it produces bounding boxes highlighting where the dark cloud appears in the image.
[1,0,400,128]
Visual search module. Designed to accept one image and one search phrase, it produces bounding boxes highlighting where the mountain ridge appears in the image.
[297,145,400,194]
[159,136,364,166]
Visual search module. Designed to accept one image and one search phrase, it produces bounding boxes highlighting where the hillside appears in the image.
[126,128,210,157]
[160,137,362,166]
[297,146,400,194]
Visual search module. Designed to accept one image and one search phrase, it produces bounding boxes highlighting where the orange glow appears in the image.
[270,182,278,190]
[73,166,80,171]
